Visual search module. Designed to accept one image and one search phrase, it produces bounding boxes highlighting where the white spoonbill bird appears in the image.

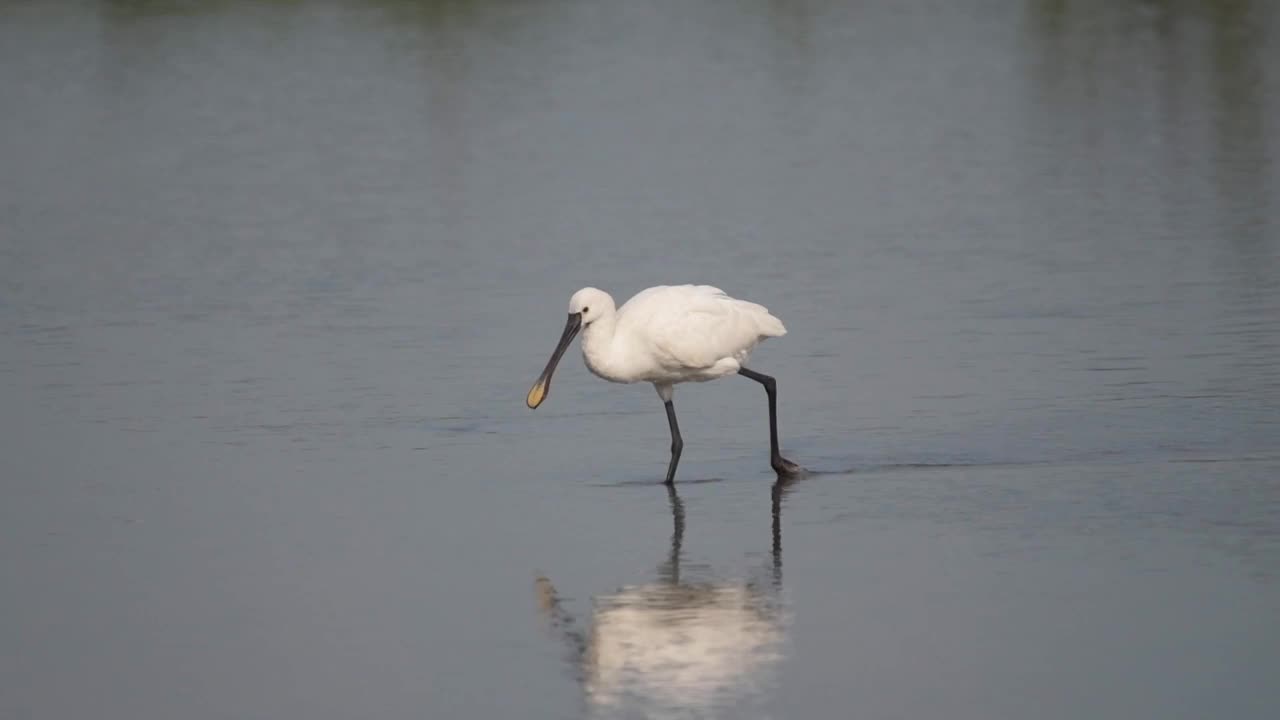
[526,285,801,483]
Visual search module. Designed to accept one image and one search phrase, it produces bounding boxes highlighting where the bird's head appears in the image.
[527,288,615,409]
[568,287,614,327]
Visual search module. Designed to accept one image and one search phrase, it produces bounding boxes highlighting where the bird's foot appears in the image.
[771,455,804,477]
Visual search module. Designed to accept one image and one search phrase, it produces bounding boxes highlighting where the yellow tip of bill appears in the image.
[526,380,546,409]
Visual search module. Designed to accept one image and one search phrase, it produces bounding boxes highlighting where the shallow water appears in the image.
[2,1,1279,718]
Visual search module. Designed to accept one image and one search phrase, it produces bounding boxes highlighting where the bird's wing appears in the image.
[624,286,785,370]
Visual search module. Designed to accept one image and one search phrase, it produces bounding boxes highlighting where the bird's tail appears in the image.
[742,301,786,338]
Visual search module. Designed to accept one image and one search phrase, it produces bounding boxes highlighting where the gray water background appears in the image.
[2,1,1279,718]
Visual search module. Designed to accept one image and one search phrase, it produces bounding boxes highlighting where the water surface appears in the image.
[2,1,1278,718]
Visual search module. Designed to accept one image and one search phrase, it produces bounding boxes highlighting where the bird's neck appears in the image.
[580,314,626,382]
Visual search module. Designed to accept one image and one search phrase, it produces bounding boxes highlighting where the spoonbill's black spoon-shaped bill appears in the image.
[527,285,801,483]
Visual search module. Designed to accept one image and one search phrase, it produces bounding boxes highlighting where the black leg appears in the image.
[663,400,683,485]
[738,367,802,475]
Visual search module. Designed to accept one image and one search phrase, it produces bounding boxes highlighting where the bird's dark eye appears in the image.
[582,306,590,314]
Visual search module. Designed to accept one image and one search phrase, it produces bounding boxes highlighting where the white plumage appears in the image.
[527,284,800,482]
[576,285,786,388]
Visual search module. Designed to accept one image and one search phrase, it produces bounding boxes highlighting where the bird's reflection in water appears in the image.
[537,480,798,717]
